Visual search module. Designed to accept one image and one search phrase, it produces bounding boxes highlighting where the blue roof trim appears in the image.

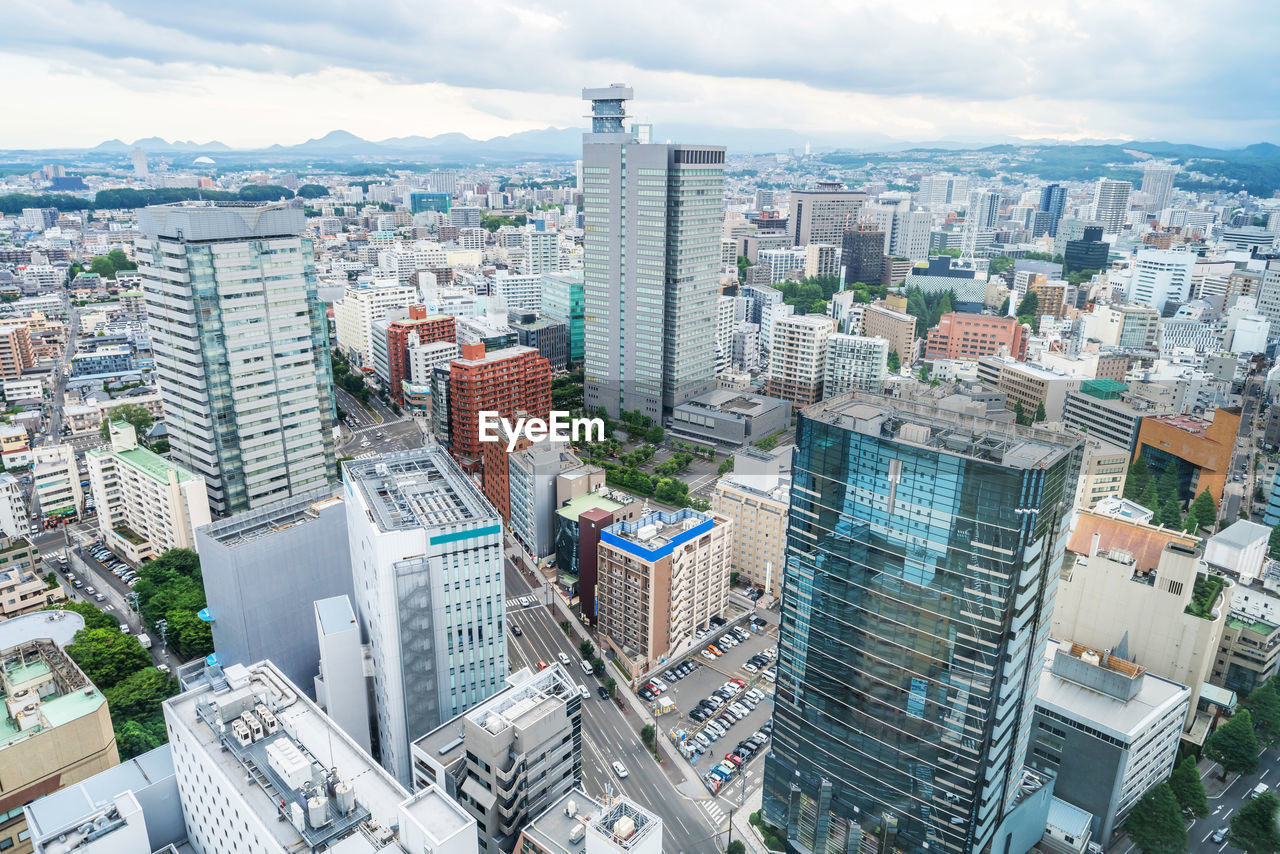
[600,512,714,562]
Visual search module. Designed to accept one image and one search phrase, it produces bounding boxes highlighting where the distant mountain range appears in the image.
[75,128,1197,159]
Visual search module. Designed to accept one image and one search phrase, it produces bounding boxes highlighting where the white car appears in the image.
[519,596,532,607]
[578,684,589,700]
[558,652,570,666]
[612,761,628,779]
[650,677,667,692]
[580,660,593,676]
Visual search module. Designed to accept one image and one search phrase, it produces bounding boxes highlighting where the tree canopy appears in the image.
[66,627,153,687]
[99,403,154,442]
[297,183,329,199]
[1243,680,1280,749]
[1204,709,1261,777]
[132,548,213,659]
[1230,790,1280,854]
[1124,782,1186,854]
[1168,754,1208,818]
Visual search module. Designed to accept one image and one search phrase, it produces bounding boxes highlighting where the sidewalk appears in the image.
[729,786,769,854]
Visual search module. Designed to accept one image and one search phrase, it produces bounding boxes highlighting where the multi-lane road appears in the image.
[502,560,723,853]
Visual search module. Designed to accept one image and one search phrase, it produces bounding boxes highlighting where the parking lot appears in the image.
[639,606,780,800]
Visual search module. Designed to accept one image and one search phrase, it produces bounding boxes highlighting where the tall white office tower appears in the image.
[1093,178,1133,234]
[1141,165,1176,213]
[344,448,506,785]
[130,145,148,180]
[136,202,339,516]
[581,84,726,419]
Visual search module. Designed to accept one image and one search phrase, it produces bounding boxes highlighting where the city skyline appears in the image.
[2,1,1279,149]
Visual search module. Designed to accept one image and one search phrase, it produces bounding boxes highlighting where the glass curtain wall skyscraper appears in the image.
[137,202,338,515]
[763,394,1081,854]
[580,85,725,419]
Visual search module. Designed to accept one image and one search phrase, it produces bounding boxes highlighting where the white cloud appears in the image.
[1,0,1276,148]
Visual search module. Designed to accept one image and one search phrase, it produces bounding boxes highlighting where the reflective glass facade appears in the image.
[763,400,1080,854]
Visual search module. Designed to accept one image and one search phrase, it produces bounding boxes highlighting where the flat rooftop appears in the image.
[1148,413,1211,435]
[557,491,626,520]
[1035,639,1189,743]
[114,445,201,484]
[601,509,718,562]
[806,391,1080,469]
[197,487,342,547]
[413,665,575,768]
[522,788,602,854]
[170,660,473,852]
[25,744,174,845]
[346,448,495,533]
[589,798,661,851]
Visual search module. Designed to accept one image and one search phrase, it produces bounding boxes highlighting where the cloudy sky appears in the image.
[4,0,1277,150]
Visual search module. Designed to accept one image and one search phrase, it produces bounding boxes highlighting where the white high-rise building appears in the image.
[1130,249,1195,314]
[823,334,889,397]
[137,202,339,515]
[85,421,210,558]
[333,282,421,364]
[716,295,736,371]
[344,448,506,785]
[31,444,81,521]
[163,659,478,854]
[130,145,148,180]
[1141,165,1176,213]
[1093,179,1133,234]
[490,272,542,313]
[892,209,933,261]
[521,229,559,275]
[581,85,725,419]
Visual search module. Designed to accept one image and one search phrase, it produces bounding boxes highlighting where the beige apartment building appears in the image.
[1053,541,1231,740]
[861,302,916,366]
[0,611,121,854]
[1078,439,1130,509]
[597,509,732,677]
[712,473,789,596]
[0,325,34,378]
[0,537,64,620]
[767,314,835,405]
[85,422,210,561]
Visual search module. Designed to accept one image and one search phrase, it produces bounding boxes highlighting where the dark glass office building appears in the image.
[763,394,1081,854]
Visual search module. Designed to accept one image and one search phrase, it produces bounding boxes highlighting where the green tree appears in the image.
[66,628,152,687]
[297,184,329,199]
[1169,754,1208,817]
[604,677,617,697]
[99,403,154,441]
[115,718,167,760]
[736,256,750,281]
[89,256,116,279]
[1015,290,1039,322]
[1204,709,1260,778]
[106,249,136,272]
[727,841,746,854]
[1185,489,1217,533]
[1244,680,1280,748]
[165,609,213,659]
[103,667,178,721]
[887,350,900,373]
[1156,463,1180,505]
[1125,455,1152,501]
[579,639,595,660]
[998,296,1010,314]
[1034,402,1047,423]
[1139,482,1159,513]
[1124,782,1186,854]
[1229,790,1280,854]
[1270,526,1280,561]
[1156,495,1183,529]
[1013,400,1027,425]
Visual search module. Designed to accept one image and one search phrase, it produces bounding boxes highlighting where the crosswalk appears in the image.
[505,597,537,609]
[703,800,727,826]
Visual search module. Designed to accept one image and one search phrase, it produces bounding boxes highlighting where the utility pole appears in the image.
[155,617,168,650]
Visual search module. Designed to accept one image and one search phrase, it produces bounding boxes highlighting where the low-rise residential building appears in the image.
[0,424,32,469]
[411,665,582,854]
[30,444,81,522]
[597,508,733,675]
[0,610,121,854]
[1029,639,1189,845]
[85,422,210,562]
[0,537,63,619]
[0,474,27,539]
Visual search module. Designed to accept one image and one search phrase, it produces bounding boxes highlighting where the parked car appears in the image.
[597,686,610,700]
[700,649,716,661]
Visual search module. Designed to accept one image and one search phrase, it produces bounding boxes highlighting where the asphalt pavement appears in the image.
[503,560,722,854]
